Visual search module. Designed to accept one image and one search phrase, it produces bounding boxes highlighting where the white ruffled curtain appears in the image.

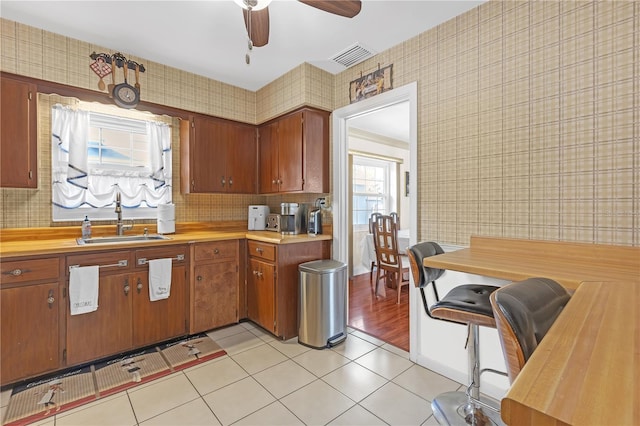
[52,106,89,189]
[52,105,172,211]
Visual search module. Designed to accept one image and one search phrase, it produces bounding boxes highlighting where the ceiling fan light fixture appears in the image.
[234,0,272,11]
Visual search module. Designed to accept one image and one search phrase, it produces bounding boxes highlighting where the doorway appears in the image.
[332,82,418,359]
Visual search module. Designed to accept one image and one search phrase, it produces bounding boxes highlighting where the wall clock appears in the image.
[112,62,140,109]
[113,83,140,109]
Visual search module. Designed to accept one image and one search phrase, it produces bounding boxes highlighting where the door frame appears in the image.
[332,81,418,360]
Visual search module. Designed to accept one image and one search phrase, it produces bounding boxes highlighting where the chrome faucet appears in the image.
[115,192,133,236]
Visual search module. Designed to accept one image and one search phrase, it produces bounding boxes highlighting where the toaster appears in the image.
[265,213,280,232]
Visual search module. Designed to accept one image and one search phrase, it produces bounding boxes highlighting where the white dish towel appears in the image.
[69,265,99,315]
[149,258,172,301]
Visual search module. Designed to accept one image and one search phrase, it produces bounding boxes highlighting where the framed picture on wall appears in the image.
[349,64,393,103]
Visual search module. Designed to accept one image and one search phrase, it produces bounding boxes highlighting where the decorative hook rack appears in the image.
[89,51,145,73]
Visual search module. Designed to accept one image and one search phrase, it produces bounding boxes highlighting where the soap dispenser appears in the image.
[82,215,92,239]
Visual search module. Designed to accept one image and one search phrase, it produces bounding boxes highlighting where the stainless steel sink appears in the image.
[76,234,171,245]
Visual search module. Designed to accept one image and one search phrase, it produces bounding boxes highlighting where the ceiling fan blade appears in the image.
[298,0,362,18]
[242,7,270,47]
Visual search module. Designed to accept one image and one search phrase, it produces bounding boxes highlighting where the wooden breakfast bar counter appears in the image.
[423,236,640,426]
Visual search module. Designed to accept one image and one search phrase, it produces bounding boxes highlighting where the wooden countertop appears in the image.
[422,236,640,425]
[500,280,640,426]
[423,236,640,290]
[0,223,332,258]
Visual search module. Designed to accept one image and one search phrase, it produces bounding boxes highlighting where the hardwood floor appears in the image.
[348,272,409,351]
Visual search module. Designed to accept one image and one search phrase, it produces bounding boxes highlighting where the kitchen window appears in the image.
[52,102,172,222]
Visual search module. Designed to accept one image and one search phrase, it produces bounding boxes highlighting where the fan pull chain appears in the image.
[245,7,253,65]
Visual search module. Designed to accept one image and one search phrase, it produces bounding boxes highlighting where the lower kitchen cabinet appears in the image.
[247,256,276,333]
[247,239,331,339]
[190,240,239,334]
[0,256,63,385]
[65,246,188,366]
[65,264,133,366]
[134,246,189,347]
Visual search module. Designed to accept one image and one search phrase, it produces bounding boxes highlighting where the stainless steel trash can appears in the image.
[298,259,347,349]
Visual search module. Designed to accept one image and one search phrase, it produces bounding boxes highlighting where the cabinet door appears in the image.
[192,262,238,333]
[277,111,304,192]
[227,123,256,193]
[258,121,279,193]
[191,116,228,192]
[247,258,276,333]
[1,76,37,188]
[66,273,133,366]
[132,265,187,347]
[1,283,60,384]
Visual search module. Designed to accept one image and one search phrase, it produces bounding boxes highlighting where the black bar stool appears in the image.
[407,242,505,426]
[490,277,571,384]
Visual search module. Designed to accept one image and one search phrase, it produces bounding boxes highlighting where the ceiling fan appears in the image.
[234,0,362,63]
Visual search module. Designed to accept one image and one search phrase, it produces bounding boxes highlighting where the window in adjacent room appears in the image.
[352,154,398,231]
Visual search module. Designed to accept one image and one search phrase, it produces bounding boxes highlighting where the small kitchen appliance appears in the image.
[308,208,322,235]
[248,205,269,230]
[280,203,307,235]
[265,214,280,232]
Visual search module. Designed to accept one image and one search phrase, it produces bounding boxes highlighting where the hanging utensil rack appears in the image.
[89,52,145,73]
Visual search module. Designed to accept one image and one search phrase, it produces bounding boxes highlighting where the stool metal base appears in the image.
[432,391,504,426]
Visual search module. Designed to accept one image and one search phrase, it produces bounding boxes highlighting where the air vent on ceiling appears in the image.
[330,43,375,68]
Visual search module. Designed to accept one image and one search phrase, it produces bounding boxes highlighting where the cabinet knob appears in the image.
[47,289,55,309]
[228,177,233,186]
[221,176,226,186]
[256,247,263,254]
[136,278,143,294]
[214,248,220,255]
[124,278,130,296]
[10,268,23,276]
[197,275,203,281]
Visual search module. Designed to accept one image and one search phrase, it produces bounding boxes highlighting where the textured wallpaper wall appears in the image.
[1,0,638,247]
[0,19,331,228]
[335,0,638,246]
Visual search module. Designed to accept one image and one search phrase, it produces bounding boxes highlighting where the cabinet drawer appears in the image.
[194,240,238,262]
[248,241,276,262]
[1,257,60,284]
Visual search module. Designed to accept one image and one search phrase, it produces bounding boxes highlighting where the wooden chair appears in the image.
[371,214,409,304]
[367,212,382,288]
[490,277,571,383]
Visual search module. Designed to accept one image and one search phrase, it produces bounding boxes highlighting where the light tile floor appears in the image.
[2,323,467,426]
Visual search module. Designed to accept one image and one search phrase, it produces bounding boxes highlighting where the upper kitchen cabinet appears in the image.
[181,115,257,194]
[258,107,329,194]
[1,75,38,188]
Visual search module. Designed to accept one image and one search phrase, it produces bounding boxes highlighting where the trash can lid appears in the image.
[299,259,347,274]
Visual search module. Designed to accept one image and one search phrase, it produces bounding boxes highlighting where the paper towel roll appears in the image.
[157,203,175,234]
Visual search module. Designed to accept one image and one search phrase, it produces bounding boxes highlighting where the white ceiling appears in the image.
[1,0,484,92]
[349,101,410,143]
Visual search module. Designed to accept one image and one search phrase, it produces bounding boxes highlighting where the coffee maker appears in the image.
[280,203,307,235]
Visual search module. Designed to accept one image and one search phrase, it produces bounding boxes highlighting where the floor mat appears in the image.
[3,334,226,426]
